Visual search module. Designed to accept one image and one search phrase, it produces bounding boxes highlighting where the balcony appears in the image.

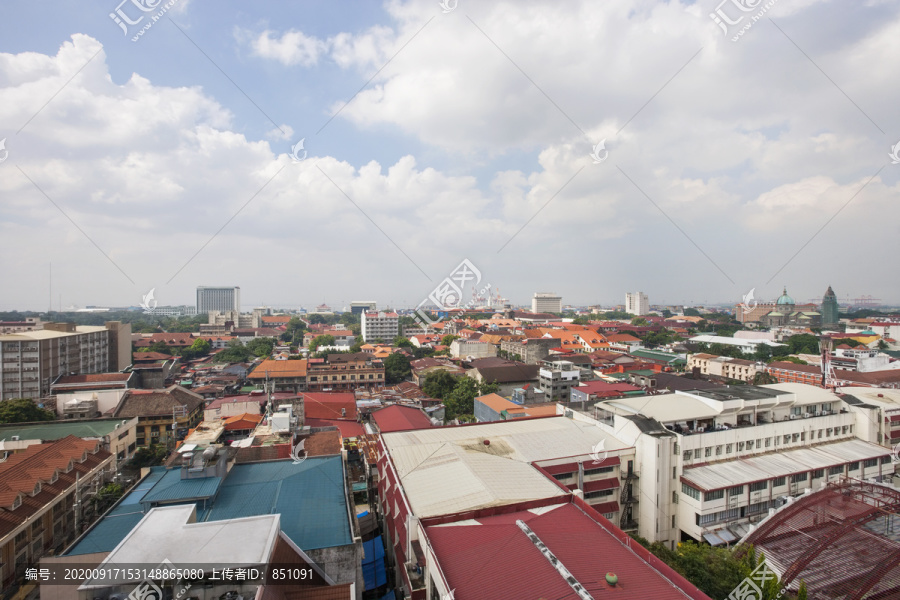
[620,471,639,480]
[619,519,639,531]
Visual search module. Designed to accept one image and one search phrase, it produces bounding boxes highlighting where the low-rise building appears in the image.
[449,337,496,359]
[247,358,308,393]
[306,353,385,392]
[538,359,581,402]
[111,386,204,448]
[688,353,763,382]
[0,419,137,467]
[466,358,540,397]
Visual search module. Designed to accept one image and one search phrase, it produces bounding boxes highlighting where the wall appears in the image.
[307,543,364,598]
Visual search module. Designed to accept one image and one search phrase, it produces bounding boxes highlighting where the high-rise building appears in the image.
[196,286,240,314]
[361,311,399,342]
[625,292,649,316]
[0,321,131,401]
[532,293,562,313]
[822,285,839,327]
[350,301,377,315]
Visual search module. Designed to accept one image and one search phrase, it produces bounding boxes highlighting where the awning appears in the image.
[582,478,620,492]
[540,462,579,475]
[591,501,619,514]
[703,532,727,546]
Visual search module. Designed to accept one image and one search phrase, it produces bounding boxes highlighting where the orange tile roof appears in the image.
[248,359,308,379]
[475,393,519,413]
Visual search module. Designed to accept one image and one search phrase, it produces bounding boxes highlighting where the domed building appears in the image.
[760,287,822,328]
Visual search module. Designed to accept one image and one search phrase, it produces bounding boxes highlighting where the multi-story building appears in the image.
[373,418,709,599]
[531,292,562,314]
[625,292,649,316]
[822,285,839,327]
[449,338,496,359]
[688,353,764,382]
[0,436,114,590]
[538,359,581,401]
[0,322,131,402]
[360,310,398,342]
[500,337,557,364]
[111,385,204,448]
[582,383,891,549]
[0,318,42,334]
[307,353,385,392]
[196,286,241,314]
[350,301,377,315]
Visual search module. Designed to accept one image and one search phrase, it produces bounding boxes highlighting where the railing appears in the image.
[620,471,639,480]
[619,519,639,531]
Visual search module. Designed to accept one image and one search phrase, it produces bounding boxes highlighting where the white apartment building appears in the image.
[687,353,764,382]
[449,338,496,360]
[625,292,649,316]
[532,292,562,314]
[196,286,241,314]
[0,322,131,401]
[569,383,892,550]
[361,311,399,342]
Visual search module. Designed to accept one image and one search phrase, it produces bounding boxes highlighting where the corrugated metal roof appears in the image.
[141,470,222,504]
[682,439,891,491]
[202,456,353,550]
[383,417,629,518]
[65,467,169,556]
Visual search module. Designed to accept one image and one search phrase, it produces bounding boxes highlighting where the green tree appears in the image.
[631,317,650,326]
[422,370,460,400]
[797,580,808,600]
[393,336,415,349]
[412,346,435,359]
[753,344,773,362]
[281,317,308,343]
[190,337,211,356]
[684,308,702,317]
[445,379,500,420]
[752,371,777,385]
[878,339,890,350]
[0,398,55,423]
[661,309,673,318]
[785,333,821,355]
[144,340,171,355]
[441,334,459,347]
[309,334,335,351]
[92,482,125,513]
[216,339,252,363]
[384,352,412,384]
[307,314,328,325]
[246,337,276,357]
[130,445,167,468]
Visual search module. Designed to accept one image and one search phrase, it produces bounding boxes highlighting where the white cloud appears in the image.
[244,28,328,67]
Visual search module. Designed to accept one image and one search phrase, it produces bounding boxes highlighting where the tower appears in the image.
[822,286,839,327]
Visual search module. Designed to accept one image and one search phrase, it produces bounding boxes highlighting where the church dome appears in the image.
[776,288,795,305]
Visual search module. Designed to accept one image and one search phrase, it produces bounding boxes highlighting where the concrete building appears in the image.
[373,418,708,599]
[111,385,205,448]
[0,436,114,591]
[687,353,764,382]
[499,336,556,364]
[690,334,785,355]
[473,393,520,422]
[196,285,240,314]
[350,301,377,315]
[466,358,540,397]
[531,292,562,314]
[360,310,399,343]
[538,359,581,401]
[0,322,131,402]
[625,292,649,316]
[580,383,891,548]
[307,353,385,392]
[0,418,137,468]
[822,285,839,327]
[449,337,496,360]
[0,318,42,334]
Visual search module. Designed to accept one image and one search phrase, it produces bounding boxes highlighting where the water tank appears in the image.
[202,446,217,460]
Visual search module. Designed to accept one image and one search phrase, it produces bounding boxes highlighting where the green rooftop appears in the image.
[0,419,129,442]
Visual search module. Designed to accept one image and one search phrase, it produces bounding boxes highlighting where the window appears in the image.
[818,430,823,439]
[729,485,744,496]
[773,476,786,487]
[584,466,614,476]
[705,447,712,458]
[750,481,768,493]
[747,440,754,450]
[783,435,790,444]
[716,445,723,455]
[738,441,745,451]
[698,512,717,525]
[883,456,893,465]
[673,491,679,503]
[705,489,724,501]
[682,483,701,500]
[765,438,771,448]
[552,473,573,481]
[863,458,879,468]
[672,515,677,528]
[726,444,733,454]
[829,466,843,476]
[683,450,692,461]
[849,461,860,471]
[756,439,762,448]
[791,474,807,484]
[812,469,824,479]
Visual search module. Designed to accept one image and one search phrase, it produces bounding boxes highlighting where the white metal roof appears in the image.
[382,417,627,518]
[681,439,890,491]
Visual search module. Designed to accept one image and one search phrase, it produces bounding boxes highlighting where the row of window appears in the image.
[308,374,382,382]
[684,457,890,501]
[683,426,854,461]
[552,465,615,481]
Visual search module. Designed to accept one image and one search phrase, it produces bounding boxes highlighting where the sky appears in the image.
[0,0,899,312]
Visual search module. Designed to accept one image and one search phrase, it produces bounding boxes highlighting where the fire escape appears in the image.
[619,466,639,532]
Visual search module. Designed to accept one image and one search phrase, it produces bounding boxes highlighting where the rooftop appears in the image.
[0,419,130,443]
[248,358,308,379]
[381,417,628,518]
[426,502,707,600]
[682,439,889,491]
[372,404,433,433]
[67,456,353,555]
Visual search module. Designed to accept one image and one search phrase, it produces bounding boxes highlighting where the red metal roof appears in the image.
[425,502,709,600]
[372,405,433,433]
[304,418,365,439]
[302,392,358,420]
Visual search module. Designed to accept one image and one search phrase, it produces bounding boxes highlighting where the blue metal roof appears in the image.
[66,457,353,556]
[203,456,353,550]
[140,469,222,505]
[65,467,168,556]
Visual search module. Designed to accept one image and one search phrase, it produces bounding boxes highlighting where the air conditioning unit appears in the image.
[803,413,811,418]
[789,415,797,420]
